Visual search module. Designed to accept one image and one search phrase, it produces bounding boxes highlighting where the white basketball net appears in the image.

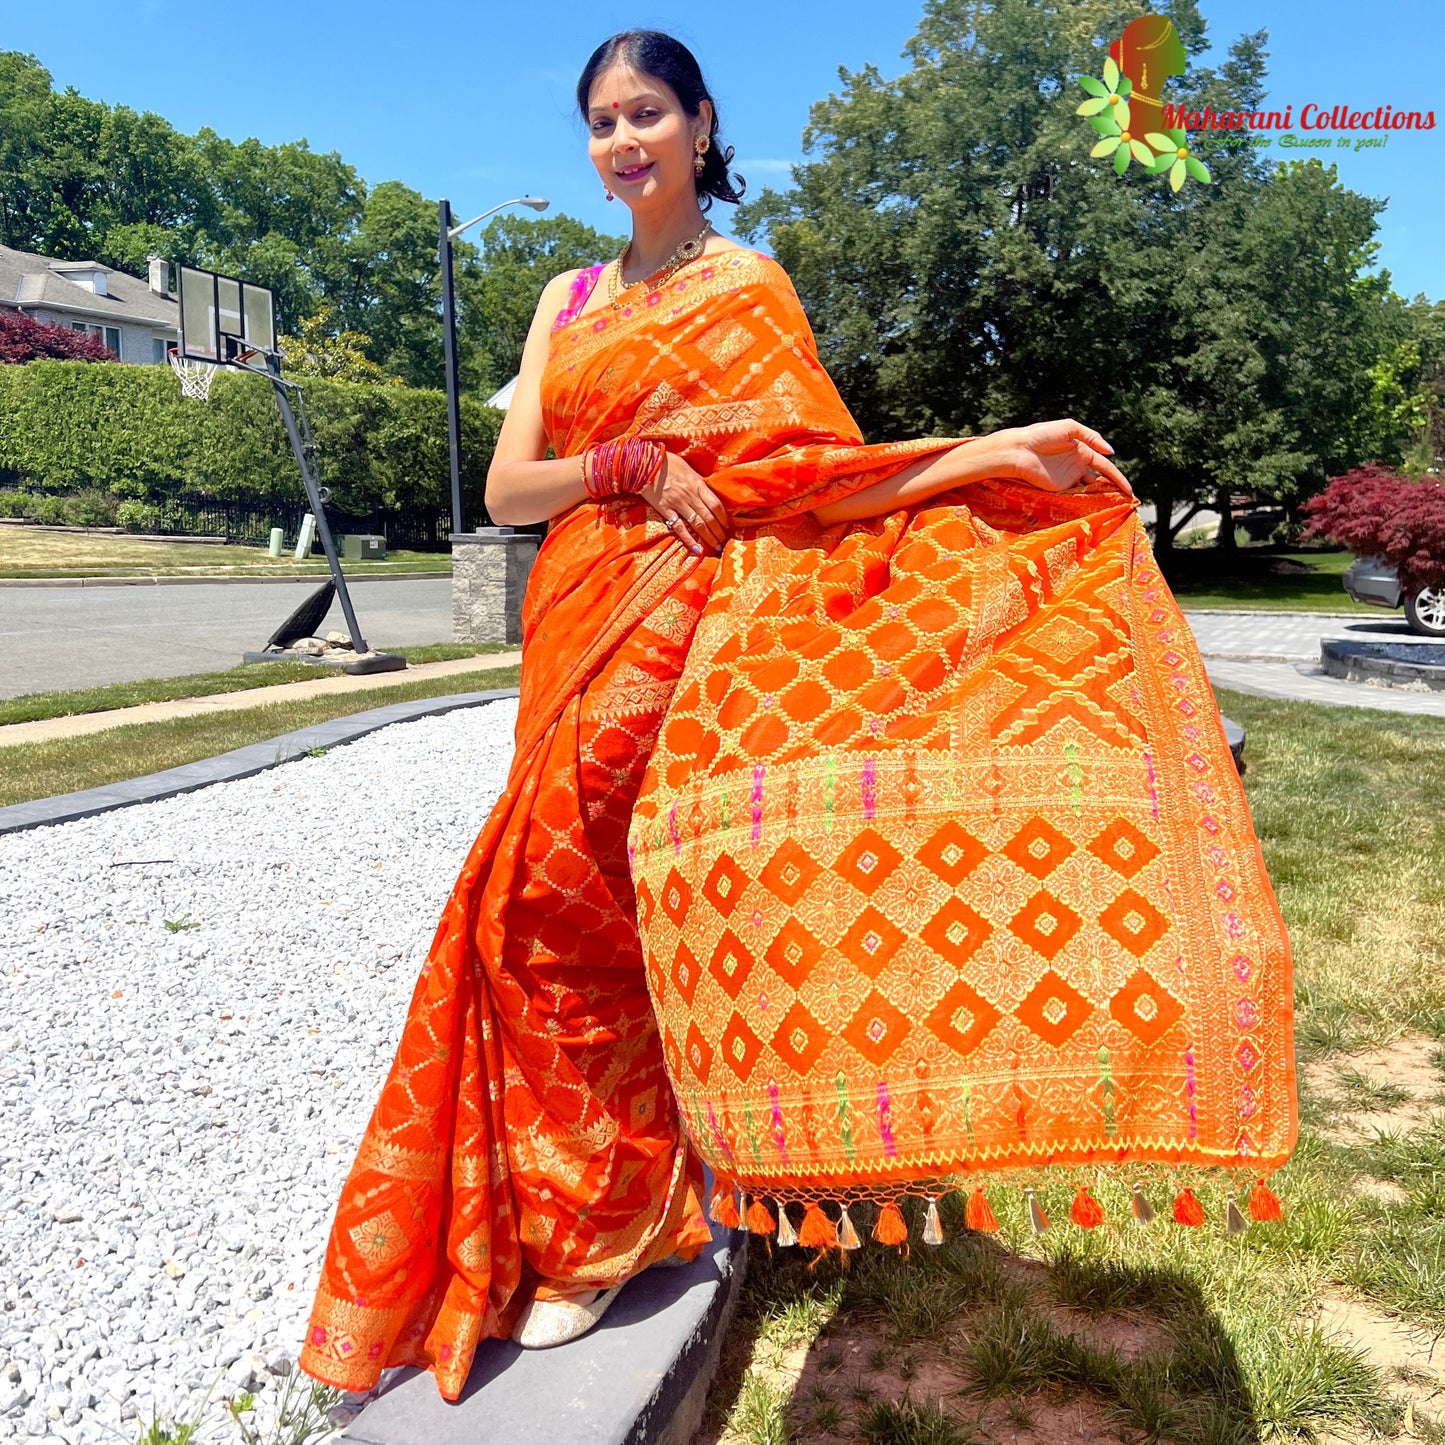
[169,351,218,401]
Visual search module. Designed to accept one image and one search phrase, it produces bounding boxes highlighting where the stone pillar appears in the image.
[450,527,540,645]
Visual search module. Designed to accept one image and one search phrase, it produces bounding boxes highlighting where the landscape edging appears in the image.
[0,687,521,834]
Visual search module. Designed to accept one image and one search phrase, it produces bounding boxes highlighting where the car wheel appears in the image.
[1404,587,1445,636]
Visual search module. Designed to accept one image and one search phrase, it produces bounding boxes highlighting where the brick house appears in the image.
[0,244,179,364]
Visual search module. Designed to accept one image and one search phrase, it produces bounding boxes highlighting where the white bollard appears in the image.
[294,514,317,560]
[267,527,284,559]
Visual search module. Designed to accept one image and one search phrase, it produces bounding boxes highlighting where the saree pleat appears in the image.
[299,504,717,1398]
[300,246,1295,1402]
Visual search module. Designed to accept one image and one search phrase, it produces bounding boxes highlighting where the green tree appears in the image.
[279,303,397,385]
[456,212,625,394]
[334,180,444,388]
[735,0,1413,562]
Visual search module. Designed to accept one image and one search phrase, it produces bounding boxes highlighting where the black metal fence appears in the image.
[160,499,453,553]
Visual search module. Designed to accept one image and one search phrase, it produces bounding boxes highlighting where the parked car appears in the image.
[1342,556,1445,636]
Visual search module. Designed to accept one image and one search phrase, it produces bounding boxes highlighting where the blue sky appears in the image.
[6,0,1441,300]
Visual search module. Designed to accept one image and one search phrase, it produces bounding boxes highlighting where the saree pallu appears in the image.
[618,255,1297,1235]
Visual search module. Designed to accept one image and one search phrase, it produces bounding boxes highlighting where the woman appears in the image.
[299,29,1294,1402]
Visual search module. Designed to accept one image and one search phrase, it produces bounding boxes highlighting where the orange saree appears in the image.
[298,248,1295,1402]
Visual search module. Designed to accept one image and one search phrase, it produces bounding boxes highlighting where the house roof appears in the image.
[0,243,179,330]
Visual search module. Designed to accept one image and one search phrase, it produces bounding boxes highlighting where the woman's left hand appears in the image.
[991,419,1134,501]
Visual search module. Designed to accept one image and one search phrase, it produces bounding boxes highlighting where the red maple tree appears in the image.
[0,310,114,364]
[1304,464,1445,593]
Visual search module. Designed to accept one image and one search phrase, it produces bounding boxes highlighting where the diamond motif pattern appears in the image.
[660,867,693,926]
[842,990,912,1067]
[1109,968,1185,1046]
[840,906,907,979]
[771,1000,829,1074]
[916,820,990,885]
[684,1020,714,1081]
[833,828,903,895]
[701,853,750,917]
[1009,890,1082,961]
[1088,819,1160,879]
[1098,888,1170,958]
[708,929,753,1000]
[765,917,826,988]
[719,1012,764,1079]
[920,898,992,966]
[1003,818,1076,880]
[924,980,1002,1056]
[669,940,700,1006]
[760,838,823,906]
[1014,969,1093,1047]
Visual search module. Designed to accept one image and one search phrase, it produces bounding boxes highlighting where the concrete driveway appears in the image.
[0,578,453,698]
[1189,610,1445,716]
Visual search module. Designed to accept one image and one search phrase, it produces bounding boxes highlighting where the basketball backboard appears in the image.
[177,264,278,370]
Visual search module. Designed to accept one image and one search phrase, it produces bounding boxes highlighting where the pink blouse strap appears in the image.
[551,263,606,332]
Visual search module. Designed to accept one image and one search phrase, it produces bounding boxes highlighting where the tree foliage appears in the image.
[0,50,623,393]
[1304,465,1445,592]
[735,0,1431,556]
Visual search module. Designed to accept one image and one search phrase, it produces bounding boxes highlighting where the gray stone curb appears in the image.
[338,1221,745,1445]
[0,688,521,834]
[1322,639,1445,691]
[1181,609,1370,618]
[0,571,451,588]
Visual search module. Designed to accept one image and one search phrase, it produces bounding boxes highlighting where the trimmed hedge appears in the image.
[0,361,504,517]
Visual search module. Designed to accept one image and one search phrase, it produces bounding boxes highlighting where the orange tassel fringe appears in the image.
[1249,1178,1283,1222]
[1070,1185,1105,1229]
[744,1199,777,1235]
[965,1186,999,1233]
[1173,1187,1206,1226]
[798,1203,838,1249]
[873,1201,909,1246]
[729,1178,1281,1247]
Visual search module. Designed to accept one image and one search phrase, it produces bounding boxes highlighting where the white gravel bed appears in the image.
[0,699,520,1445]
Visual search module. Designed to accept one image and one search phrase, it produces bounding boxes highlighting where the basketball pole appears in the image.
[268,377,370,655]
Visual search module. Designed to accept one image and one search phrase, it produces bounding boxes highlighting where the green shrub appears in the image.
[0,361,502,518]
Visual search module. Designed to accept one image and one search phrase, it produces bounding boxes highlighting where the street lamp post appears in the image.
[438,195,549,535]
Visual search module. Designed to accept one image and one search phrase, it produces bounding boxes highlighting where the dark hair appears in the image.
[576,30,746,212]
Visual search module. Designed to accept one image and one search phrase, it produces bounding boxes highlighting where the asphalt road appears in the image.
[4,583,1441,715]
[0,578,454,698]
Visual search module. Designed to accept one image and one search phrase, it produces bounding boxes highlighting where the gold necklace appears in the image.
[607,222,713,309]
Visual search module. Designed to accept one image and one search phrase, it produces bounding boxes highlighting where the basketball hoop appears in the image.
[169,348,217,401]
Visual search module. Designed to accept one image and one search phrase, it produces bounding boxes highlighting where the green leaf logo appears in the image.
[1078,21,1210,190]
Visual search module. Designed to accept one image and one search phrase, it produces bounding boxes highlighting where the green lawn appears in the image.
[1168,548,1375,613]
[0,525,449,578]
[706,689,1445,1445]
[0,642,519,726]
[0,661,521,807]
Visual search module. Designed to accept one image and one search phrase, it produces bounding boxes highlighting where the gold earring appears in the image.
[604,187,614,201]
[694,136,709,176]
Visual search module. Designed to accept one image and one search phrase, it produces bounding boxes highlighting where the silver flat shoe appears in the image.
[511,1282,625,1349]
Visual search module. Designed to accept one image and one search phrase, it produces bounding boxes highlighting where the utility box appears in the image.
[341,534,386,561]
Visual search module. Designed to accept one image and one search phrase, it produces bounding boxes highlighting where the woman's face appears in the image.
[586,61,711,213]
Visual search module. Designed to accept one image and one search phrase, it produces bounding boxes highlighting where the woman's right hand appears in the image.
[638,451,731,556]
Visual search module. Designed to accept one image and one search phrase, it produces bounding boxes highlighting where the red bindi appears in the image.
[612,101,619,109]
